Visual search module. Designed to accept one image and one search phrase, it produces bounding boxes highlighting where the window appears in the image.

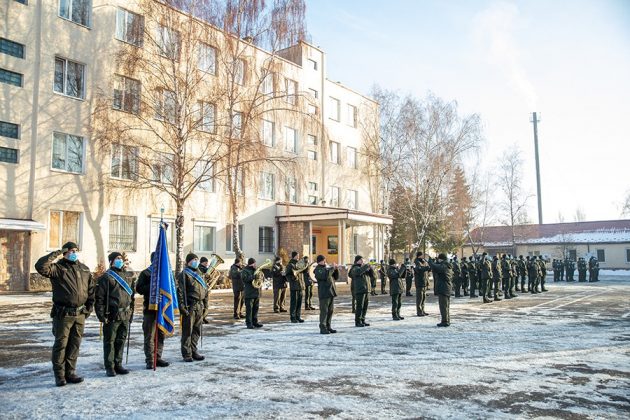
[195,160,215,192]
[568,249,577,261]
[0,121,19,139]
[232,111,242,138]
[329,186,340,207]
[49,210,81,249]
[0,147,18,164]
[152,152,173,183]
[151,219,174,253]
[262,119,274,146]
[157,25,180,60]
[0,38,25,59]
[194,225,216,252]
[307,134,317,146]
[109,215,137,251]
[285,78,297,105]
[234,59,245,85]
[225,224,243,253]
[347,189,358,210]
[308,195,318,205]
[113,75,140,114]
[115,8,143,46]
[307,150,317,161]
[350,233,358,254]
[0,68,23,87]
[52,132,84,173]
[259,172,275,200]
[312,235,317,253]
[198,102,215,133]
[596,249,606,262]
[111,144,138,180]
[347,146,357,169]
[155,89,176,123]
[308,88,318,99]
[285,177,297,203]
[262,71,274,95]
[308,182,318,192]
[307,104,318,115]
[328,97,340,121]
[346,104,357,128]
[198,43,217,75]
[307,58,318,70]
[59,0,91,27]
[329,141,340,164]
[54,57,85,99]
[14,0,28,4]
[259,226,274,253]
[284,126,297,153]
[626,249,630,263]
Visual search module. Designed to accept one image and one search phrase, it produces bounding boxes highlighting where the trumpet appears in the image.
[253,259,273,288]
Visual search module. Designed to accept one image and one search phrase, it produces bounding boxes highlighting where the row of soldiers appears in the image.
[551,257,600,282]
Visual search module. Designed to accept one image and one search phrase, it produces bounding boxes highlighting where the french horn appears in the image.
[253,258,273,288]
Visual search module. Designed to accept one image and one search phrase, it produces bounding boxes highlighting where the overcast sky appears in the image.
[306,0,630,223]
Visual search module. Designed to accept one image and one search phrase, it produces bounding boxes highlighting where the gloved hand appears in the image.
[180,306,189,317]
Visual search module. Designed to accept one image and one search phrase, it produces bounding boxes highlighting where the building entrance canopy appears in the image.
[0,218,46,231]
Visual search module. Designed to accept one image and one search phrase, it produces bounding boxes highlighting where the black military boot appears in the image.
[192,352,205,361]
[494,294,502,301]
[483,296,493,303]
[253,322,264,328]
[106,368,116,377]
[55,377,67,387]
[114,365,130,375]
[320,327,330,334]
[327,328,337,334]
[65,374,84,384]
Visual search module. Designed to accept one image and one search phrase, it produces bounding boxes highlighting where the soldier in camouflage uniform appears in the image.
[177,253,210,362]
[35,242,95,387]
[500,254,512,299]
[314,255,339,334]
[566,259,576,282]
[468,256,478,298]
[538,255,548,291]
[491,255,503,301]
[516,255,527,292]
[348,255,374,327]
[577,257,587,282]
[526,256,539,293]
[480,253,493,303]
[452,256,462,298]
[387,259,406,320]
[413,253,431,316]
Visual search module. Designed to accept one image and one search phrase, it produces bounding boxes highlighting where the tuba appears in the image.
[204,253,225,290]
[294,259,310,275]
[253,259,273,288]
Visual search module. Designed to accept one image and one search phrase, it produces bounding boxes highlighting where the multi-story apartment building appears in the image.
[0,0,391,291]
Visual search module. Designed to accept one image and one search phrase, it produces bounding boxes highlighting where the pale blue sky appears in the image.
[306,0,630,222]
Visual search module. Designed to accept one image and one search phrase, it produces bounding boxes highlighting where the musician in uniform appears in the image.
[313,255,339,334]
[286,251,305,323]
[271,256,288,313]
[378,260,387,294]
[348,255,374,327]
[241,258,264,329]
[303,256,316,310]
[387,259,406,320]
[413,252,431,316]
[95,252,135,377]
[229,258,244,319]
[176,253,209,362]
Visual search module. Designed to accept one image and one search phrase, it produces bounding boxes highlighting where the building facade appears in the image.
[0,0,390,291]
[462,220,630,270]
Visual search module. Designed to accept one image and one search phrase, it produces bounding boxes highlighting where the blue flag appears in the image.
[148,223,179,335]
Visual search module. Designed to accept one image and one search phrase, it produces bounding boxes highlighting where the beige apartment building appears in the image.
[0,0,391,291]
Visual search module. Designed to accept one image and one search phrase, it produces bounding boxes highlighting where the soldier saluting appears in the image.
[95,252,135,377]
[35,241,95,387]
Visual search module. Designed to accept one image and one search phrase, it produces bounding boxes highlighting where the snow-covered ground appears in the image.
[1,275,629,419]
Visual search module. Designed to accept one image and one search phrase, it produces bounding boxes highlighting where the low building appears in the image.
[462,220,630,269]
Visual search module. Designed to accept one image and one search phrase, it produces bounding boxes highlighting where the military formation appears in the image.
[35,242,602,387]
[552,256,600,282]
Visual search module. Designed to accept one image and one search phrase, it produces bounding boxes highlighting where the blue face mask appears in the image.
[66,253,78,262]
[190,261,199,269]
[113,259,124,269]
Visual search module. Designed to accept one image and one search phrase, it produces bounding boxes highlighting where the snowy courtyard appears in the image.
[1,273,629,419]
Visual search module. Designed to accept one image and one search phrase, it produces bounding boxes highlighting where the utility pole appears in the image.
[531,112,543,224]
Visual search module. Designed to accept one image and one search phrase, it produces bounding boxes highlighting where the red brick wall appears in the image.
[278,221,308,256]
[0,230,30,291]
